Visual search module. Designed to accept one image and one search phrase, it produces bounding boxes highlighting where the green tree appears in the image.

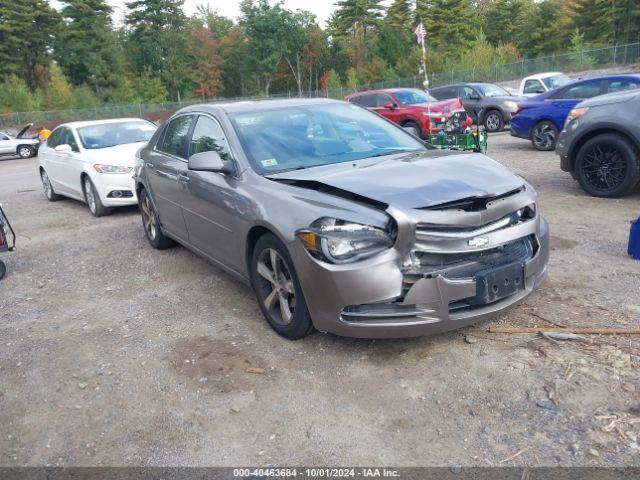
[0,76,40,113]
[219,25,249,97]
[55,0,121,97]
[196,5,233,40]
[572,0,640,46]
[240,0,289,95]
[517,0,572,57]
[0,0,61,90]
[481,0,531,46]
[71,84,101,108]
[417,0,478,60]
[42,64,73,109]
[125,0,192,100]
[385,0,413,29]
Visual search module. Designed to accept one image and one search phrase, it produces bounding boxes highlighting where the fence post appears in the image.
[613,44,617,64]
[138,104,142,116]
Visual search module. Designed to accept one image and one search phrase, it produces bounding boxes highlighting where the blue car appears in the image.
[510,74,640,150]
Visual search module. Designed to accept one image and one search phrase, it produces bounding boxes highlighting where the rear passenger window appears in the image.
[189,116,230,161]
[558,81,602,99]
[159,116,193,159]
[430,87,456,100]
[350,94,376,108]
[523,80,543,94]
[607,79,640,93]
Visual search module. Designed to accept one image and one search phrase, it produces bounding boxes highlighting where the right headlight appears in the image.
[296,217,395,264]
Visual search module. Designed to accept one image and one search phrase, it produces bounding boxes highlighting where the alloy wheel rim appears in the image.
[256,248,296,326]
[141,195,157,240]
[533,124,555,149]
[486,114,500,131]
[582,144,627,193]
[41,172,52,198]
[84,178,96,213]
[19,147,31,157]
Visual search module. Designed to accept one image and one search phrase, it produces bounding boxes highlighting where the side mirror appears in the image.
[188,150,234,175]
[54,144,72,153]
[536,88,545,94]
[383,101,397,109]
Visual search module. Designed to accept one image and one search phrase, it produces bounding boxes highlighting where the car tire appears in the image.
[0,260,5,280]
[531,121,558,151]
[139,188,175,249]
[17,145,35,158]
[575,133,640,198]
[250,233,314,340]
[402,120,422,138]
[82,175,112,217]
[483,110,504,132]
[40,169,62,201]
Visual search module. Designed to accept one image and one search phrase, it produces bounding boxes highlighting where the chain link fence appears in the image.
[1,42,639,131]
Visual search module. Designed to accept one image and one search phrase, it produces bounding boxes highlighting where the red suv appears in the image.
[345,88,472,138]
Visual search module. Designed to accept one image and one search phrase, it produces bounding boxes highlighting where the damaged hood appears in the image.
[267,151,525,210]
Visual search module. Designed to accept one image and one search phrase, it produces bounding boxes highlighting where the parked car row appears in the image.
[36,99,549,341]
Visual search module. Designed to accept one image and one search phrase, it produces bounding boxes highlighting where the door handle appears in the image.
[146,162,155,169]
[177,172,190,184]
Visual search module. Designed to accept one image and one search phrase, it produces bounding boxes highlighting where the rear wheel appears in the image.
[40,169,61,201]
[402,121,422,138]
[139,188,174,249]
[575,134,640,197]
[483,110,504,132]
[531,121,558,151]
[83,175,111,217]
[17,145,34,158]
[0,260,5,280]
[250,233,314,340]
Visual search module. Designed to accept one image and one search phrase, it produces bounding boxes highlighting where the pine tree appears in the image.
[125,0,191,100]
[0,0,60,90]
[419,0,478,56]
[56,0,121,95]
[385,0,413,29]
[329,0,384,38]
[482,0,532,46]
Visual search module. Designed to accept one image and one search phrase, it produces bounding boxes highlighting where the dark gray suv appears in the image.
[556,89,640,197]
[429,82,524,132]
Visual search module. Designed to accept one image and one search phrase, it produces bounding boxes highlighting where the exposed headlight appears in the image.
[296,217,395,264]
[93,164,133,174]
[565,107,589,127]
[504,101,519,113]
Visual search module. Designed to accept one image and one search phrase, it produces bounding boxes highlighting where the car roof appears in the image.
[347,88,422,96]
[180,97,343,115]
[57,118,151,129]
[523,72,565,81]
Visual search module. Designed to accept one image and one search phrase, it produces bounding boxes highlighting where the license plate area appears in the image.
[469,262,525,305]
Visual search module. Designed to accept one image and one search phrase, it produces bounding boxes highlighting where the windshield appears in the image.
[78,120,157,149]
[542,74,571,89]
[393,90,438,105]
[474,84,510,97]
[230,103,426,174]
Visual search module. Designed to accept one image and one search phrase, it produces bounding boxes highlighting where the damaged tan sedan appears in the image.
[135,99,549,339]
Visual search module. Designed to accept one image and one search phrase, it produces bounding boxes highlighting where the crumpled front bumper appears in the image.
[290,189,549,339]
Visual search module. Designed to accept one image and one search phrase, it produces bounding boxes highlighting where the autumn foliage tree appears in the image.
[190,27,223,100]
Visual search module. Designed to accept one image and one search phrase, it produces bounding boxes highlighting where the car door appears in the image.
[180,114,240,270]
[0,133,13,155]
[145,114,192,240]
[372,93,402,123]
[42,127,79,197]
[523,79,545,96]
[57,128,84,198]
[549,80,604,127]
[458,86,481,117]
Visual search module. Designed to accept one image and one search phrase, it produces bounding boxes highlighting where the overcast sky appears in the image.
[49,0,350,26]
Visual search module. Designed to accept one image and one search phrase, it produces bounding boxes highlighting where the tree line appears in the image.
[0,0,638,114]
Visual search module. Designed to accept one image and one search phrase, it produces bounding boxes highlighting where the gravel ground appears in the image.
[0,132,639,467]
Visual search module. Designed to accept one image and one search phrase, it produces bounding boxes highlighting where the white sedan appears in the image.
[38,118,157,216]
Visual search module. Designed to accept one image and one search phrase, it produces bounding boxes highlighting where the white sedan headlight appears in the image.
[296,217,395,264]
[93,164,133,174]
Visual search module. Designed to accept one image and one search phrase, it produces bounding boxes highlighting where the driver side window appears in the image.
[459,86,477,99]
[189,115,230,161]
[47,128,63,148]
[61,128,79,152]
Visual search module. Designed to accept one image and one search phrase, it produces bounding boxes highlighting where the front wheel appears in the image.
[575,134,640,197]
[83,175,111,217]
[483,110,504,132]
[250,234,314,340]
[17,145,35,158]
[0,260,6,281]
[531,121,558,151]
[402,121,422,138]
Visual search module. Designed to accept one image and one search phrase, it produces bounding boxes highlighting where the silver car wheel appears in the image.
[18,146,32,158]
[84,177,97,214]
[140,194,157,241]
[533,124,556,150]
[41,171,53,199]
[256,248,296,326]
[485,113,501,131]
